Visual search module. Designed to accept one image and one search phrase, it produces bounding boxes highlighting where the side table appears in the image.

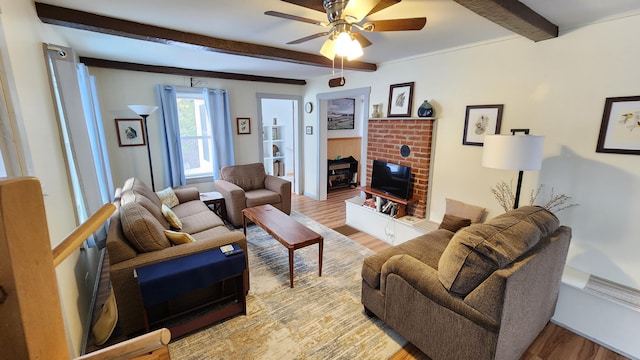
[200,191,228,223]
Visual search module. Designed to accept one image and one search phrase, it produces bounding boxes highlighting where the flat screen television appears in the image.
[370,160,413,200]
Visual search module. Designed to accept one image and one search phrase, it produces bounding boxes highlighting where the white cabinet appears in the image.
[345,196,430,245]
[263,124,286,176]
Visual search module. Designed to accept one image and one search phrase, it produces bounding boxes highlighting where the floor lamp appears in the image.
[128,105,159,191]
[482,129,545,209]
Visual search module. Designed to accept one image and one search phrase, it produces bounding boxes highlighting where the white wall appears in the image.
[0,0,100,356]
[304,13,640,357]
[90,68,304,190]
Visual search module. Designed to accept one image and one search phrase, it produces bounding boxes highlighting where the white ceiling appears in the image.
[39,0,640,80]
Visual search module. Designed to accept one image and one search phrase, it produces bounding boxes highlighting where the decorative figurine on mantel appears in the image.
[417,100,435,117]
[371,103,382,118]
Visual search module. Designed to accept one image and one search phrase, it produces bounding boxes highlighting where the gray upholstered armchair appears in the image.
[214,163,291,227]
[361,206,572,360]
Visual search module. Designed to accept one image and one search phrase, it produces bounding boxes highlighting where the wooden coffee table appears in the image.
[242,204,323,288]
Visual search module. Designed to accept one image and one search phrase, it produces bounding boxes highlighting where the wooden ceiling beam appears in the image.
[35,2,377,72]
[80,57,307,85]
[453,0,558,42]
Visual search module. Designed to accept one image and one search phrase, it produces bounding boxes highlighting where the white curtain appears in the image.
[45,44,113,248]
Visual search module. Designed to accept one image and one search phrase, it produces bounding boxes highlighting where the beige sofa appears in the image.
[106,177,248,335]
[361,206,572,360]
[214,163,291,227]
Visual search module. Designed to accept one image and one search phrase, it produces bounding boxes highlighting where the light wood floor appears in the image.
[293,187,628,360]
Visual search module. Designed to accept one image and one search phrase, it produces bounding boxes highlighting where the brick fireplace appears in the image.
[366,118,435,219]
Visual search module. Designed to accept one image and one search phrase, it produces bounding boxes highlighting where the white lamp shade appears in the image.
[128,105,158,116]
[482,134,545,171]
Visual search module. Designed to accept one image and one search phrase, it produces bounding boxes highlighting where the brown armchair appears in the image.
[361,206,572,360]
[214,163,291,227]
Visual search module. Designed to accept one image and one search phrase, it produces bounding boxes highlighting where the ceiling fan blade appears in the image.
[367,0,401,16]
[362,17,426,32]
[281,0,325,13]
[352,32,373,48]
[345,0,387,22]
[287,32,331,45]
[265,11,328,26]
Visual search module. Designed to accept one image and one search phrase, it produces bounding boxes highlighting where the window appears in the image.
[176,91,214,179]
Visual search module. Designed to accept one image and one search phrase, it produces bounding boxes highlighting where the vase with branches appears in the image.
[491,179,578,213]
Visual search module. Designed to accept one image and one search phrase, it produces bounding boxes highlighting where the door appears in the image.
[257,94,303,194]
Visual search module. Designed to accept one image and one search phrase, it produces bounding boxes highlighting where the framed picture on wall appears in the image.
[115,118,146,147]
[596,96,640,155]
[387,82,414,117]
[327,98,355,130]
[462,104,503,146]
[237,117,251,134]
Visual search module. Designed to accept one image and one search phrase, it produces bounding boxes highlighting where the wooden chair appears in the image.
[0,177,171,360]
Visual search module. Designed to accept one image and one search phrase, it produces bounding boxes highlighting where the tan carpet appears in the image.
[332,224,361,236]
[169,211,406,359]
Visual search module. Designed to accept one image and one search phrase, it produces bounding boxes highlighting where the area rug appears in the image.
[168,211,406,359]
[331,224,361,236]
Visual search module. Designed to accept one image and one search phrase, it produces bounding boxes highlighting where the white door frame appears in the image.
[256,93,303,195]
[316,87,371,201]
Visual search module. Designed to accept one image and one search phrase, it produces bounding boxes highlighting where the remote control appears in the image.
[224,249,243,256]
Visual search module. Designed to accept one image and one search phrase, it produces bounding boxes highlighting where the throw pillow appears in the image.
[439,214,472,233]
[161,203,183,230]
[156,187,179,208]
[164,229,196,245]
[445,198,486,223]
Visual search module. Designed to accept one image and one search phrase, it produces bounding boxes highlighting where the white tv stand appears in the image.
[345,195,438,246]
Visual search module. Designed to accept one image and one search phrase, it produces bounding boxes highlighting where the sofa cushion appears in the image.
[161,204,183,230]
[362,229,453,290]
[180,211,225,234]
[121,190,168,229]
[220,163,266,191]
[156,187,179,208]
[123,177,162,208]
[438,206,560,296]
[445,198,485,224]
[439,214,472,233]
[164,229,196,245]
[172,200,211,218]
[120,201,171,253]
[245,189,281,208]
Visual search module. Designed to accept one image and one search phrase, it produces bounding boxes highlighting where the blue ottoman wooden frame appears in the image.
[136,244,246,337]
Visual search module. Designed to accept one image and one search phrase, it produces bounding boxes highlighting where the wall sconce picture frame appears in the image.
[306,126,313,135]
[596,95,640,155]
[237,117,251,135]
[462,104,504,146]
[387,82,414,117]
[115,118,146,147]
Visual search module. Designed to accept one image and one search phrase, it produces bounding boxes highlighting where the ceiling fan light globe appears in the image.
[346,39,363,60]
[334,31,352,56]
[320,38,336,59]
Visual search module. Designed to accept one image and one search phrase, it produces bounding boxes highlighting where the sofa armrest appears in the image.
[214,179,246,226]
[173,187,200,203]
[381,254,498,330]
[264,175,291,214]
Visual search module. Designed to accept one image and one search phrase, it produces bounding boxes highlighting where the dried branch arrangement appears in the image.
[491,180,578,213]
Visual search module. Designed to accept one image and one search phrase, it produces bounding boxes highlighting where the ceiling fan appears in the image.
[265,0,427,60]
